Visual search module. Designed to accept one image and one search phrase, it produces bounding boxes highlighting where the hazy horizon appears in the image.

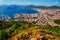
[0,0,60,6]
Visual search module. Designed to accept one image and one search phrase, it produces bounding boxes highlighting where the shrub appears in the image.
[0,30,8,40]
[54,20,60,25]
[6,24,17,34]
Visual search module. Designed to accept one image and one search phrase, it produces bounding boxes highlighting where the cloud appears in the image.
[0,0,3,3]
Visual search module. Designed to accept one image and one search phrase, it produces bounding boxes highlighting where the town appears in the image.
[0,8,60,27]
[11,8,60,26]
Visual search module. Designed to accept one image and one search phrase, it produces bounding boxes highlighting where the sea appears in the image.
[0,5,38,18]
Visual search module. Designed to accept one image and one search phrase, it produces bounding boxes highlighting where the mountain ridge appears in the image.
[0,5,60,9]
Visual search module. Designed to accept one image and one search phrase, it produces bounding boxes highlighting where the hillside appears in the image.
[0,20,60,40]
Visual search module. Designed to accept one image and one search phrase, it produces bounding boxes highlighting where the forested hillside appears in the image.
[0,20,60,40]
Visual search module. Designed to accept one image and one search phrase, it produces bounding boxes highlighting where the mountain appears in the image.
[26,5,60,9]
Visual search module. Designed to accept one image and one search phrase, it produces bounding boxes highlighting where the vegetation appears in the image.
[0,20,60,40]
[54,19,60,25]
[0,30,7,40]
[43,26,60,35]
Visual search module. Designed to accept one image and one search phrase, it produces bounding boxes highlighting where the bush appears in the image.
[6,24,18,34]
[44,26,60,35]
[0,30,8,40]
[54,20,60,25]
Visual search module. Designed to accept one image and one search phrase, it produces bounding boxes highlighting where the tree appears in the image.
[0,30,8,40]
[54,20,60,25]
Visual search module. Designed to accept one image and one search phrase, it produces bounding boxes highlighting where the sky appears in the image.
[0,0,60,6]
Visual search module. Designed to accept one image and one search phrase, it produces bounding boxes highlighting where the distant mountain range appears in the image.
[0,5,60,9]
[26,5,60,9]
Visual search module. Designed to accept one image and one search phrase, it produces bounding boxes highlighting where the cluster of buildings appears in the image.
[14,9,60,26]
[0,9,60,26]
